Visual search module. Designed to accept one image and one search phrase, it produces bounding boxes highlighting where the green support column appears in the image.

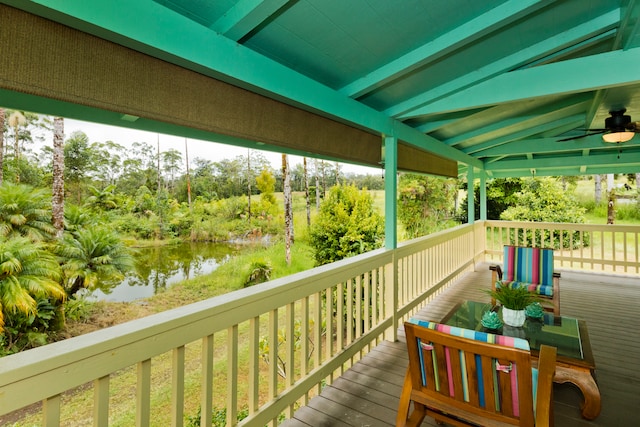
[467,167,475,224]
[384,136,398,249]
[479,171,487,220]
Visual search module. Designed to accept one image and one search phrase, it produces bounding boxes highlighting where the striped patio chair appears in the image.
[490,245,561,315]
[397,319,556,427]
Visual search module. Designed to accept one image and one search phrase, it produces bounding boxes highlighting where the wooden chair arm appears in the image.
[489,264,503,280]
[535,344,557,426]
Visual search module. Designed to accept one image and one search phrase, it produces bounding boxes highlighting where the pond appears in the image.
[86,242,243,302]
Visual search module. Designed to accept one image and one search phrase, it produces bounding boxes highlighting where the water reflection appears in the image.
[88,242,241,302]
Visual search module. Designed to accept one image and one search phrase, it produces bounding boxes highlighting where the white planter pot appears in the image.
[502,307,526,327]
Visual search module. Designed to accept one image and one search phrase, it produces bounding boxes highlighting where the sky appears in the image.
[63,118,379,175]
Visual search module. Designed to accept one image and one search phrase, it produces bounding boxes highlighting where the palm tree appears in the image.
[56,227,135,297]
[0,182,57,241]
[85,184,119,211]
[0,236,64,330]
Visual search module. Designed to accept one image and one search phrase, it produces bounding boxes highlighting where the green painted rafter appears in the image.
[463,115,586,155]
[486,149,640,172]
[393,9,621,118]
[211,0,289,41]
[339,0,546,98]
[406,46,640,117]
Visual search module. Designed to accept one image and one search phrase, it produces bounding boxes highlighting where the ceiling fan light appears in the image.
[602,131,635,143]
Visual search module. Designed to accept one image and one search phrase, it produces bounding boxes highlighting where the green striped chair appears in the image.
[397,320,556,427]
[490,245,561,315]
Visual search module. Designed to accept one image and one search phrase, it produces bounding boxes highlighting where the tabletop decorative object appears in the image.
[481,310,503,330]
[485,286,539,327]
[525,302,545,319]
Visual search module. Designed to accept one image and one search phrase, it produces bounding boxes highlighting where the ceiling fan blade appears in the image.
[557,130,607,142]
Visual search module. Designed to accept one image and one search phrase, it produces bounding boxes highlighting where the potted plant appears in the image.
[486,286,539,327]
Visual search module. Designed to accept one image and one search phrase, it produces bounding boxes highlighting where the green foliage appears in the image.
[0,298,56,356]
[64,296,94,322]
[459,178,523,222]
[485,286,539,310]
[397,174,458,238]
[500,178,588,248]
[256,168,277,205]
[0,236,64,332]
[0,182,57,241]
[56,227,135,297]
[258,319,313,379]
[243,259,272,287]
[186,406,249,427]
[309,185,384,266]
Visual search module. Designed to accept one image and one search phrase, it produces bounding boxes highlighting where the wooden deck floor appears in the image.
[283,263,640,426]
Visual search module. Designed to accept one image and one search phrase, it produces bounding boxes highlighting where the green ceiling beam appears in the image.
[393,9,620,118]
[211,0,289,41]
[489,164,640,178]
[339,0,546,98]
[462,115,584,157]
[486,150,640,171]
[472,135,638,158]
[448,97,590,148]
[620,0,640,49]
[407,46,640,117]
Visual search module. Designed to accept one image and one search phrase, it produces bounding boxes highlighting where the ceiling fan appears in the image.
[557,109,640,142]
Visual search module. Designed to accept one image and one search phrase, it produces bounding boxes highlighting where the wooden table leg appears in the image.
[553,365,601,420]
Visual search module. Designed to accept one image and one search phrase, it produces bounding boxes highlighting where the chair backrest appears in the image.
[404,320,538,426]
[503,245,554,286]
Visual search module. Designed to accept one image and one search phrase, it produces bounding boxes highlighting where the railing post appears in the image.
[383,135,397,250]
[386,250,399,342]
[467,167,475,224]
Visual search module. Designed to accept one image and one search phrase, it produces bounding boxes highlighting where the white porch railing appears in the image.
[484,220,640,275]
[0,223,481,427]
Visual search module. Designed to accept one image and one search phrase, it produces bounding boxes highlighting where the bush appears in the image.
[309,185,384,265]
[459,178,523,222]
[398,174,458,238]
[500,178,589,248]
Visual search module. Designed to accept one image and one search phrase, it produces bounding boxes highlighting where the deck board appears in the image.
[284,263,640,426]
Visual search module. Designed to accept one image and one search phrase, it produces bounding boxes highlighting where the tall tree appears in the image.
[247,149,252,220]
[52,117,65,238]
[304,157,311,227]
[282,154,292,265]
[594,175,602,203]
[185,138,192,210]
[8,111,26,162]
[0,107,4,185]
[64,131,93,203]
[315,159,320,209]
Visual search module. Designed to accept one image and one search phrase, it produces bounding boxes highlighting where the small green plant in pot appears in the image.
[486,286,539,327]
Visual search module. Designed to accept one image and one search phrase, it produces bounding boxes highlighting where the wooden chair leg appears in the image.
[396,369,413,427]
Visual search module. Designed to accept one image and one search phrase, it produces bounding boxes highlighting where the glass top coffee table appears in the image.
[441,301,600,420]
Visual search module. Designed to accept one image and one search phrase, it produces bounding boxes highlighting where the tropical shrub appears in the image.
[0,182,57,241]
[500,178,589,248]
[459,178,523,222]
[309,185,384,265]
[0,236,64,333]
[56,227,135,296]
[397,174,458,238]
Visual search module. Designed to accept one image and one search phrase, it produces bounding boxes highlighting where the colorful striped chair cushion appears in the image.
[500,245,554,297]
[408,319,538,417]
